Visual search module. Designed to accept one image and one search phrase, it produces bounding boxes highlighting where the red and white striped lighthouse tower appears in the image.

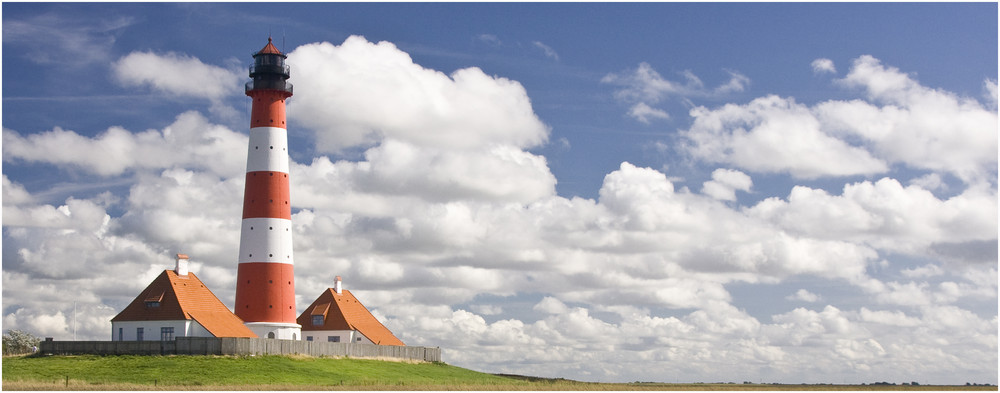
[235,38,300,340]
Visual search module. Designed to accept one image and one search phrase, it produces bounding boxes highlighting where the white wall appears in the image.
[244,322,301,340]
[301,329,371,344]
[111,320,211,341]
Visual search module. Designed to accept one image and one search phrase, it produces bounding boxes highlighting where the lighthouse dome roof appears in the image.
[255,37,284,56]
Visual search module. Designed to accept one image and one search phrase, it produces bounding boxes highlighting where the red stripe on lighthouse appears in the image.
[235,262,297,322]
[242,171,291,219]
[250,90,290,128]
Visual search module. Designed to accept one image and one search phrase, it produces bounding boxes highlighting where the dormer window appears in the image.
[144,292,164,308]
[312,315,324,326]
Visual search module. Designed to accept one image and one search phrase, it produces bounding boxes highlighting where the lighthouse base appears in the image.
[245,322,302,340]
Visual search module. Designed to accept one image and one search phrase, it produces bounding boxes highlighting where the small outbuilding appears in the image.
[110,254,257,341]
[296,276,404,345]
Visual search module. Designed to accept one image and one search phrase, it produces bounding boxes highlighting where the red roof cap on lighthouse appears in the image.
[256,37,283,56]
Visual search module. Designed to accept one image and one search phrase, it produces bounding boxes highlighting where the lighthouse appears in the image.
[234,38,300,340]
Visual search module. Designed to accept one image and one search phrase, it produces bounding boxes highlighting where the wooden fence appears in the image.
[39,337,440,362]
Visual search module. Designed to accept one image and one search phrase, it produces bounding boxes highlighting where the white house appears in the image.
[296,277,404,345]
[110,254,257,341]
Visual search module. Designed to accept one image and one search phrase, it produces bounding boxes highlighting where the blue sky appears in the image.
[3,2,997,385]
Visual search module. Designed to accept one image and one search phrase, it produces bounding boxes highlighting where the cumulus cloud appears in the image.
[682,55,997,184]
[748,177,997,259]
[817,55,998,184]
[113,51,242,101]
[701,168,752,201]
[811,58,836,74]
[683,95,889,178]
[984,79,998,110]
[3,111,248,177]
[286,36,549,152]
[786,289,821,303]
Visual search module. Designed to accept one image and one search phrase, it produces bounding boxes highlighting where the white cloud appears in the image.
[533,41,559,61]
[909,173,947,192]
[628,102,670,124]
[984,79,998,110]
[818,55,998,184]
[786,289,821,303]
[683,95,889,178]
[286,36,549,152]
[533,297,570,314]
[701,168,752,201]
[113,51,242,100]
[476,34,501,46]
[603,63,750,103]
[2,13,134,66]
[603,63,750,124]
[748,177,997,259]
[901,264,944,279]
[714,70,751,94]
[811,58,836,74]
[3,111,248,177]
[684,55,998,184]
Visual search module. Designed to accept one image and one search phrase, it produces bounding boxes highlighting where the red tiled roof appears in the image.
[297,289,405,346]
[112,270,256,338]
[256,37,283,56]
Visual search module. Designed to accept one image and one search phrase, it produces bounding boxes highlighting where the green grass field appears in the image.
[2,354,995,391]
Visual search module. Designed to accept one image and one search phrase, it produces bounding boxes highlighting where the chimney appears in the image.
[334,276,342,294]
[175,254,189,276]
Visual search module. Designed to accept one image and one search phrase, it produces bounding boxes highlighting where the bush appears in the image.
[3,329,41,355]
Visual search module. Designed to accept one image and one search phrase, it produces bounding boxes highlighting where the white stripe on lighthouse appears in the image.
[246,126,290,173]
[238,218,294,264]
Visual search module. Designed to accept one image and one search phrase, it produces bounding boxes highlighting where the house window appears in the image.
[118,328,123,341]
[160,327,174,341]
[312,315,324,326]
[356,337,362,342]
[136,328,144,342]
[328,336,340,342]
[306,336,313,341]
[145,301,160,308]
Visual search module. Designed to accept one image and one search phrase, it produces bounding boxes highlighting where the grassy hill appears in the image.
[3,354,996,391]
[2,354,517,390]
